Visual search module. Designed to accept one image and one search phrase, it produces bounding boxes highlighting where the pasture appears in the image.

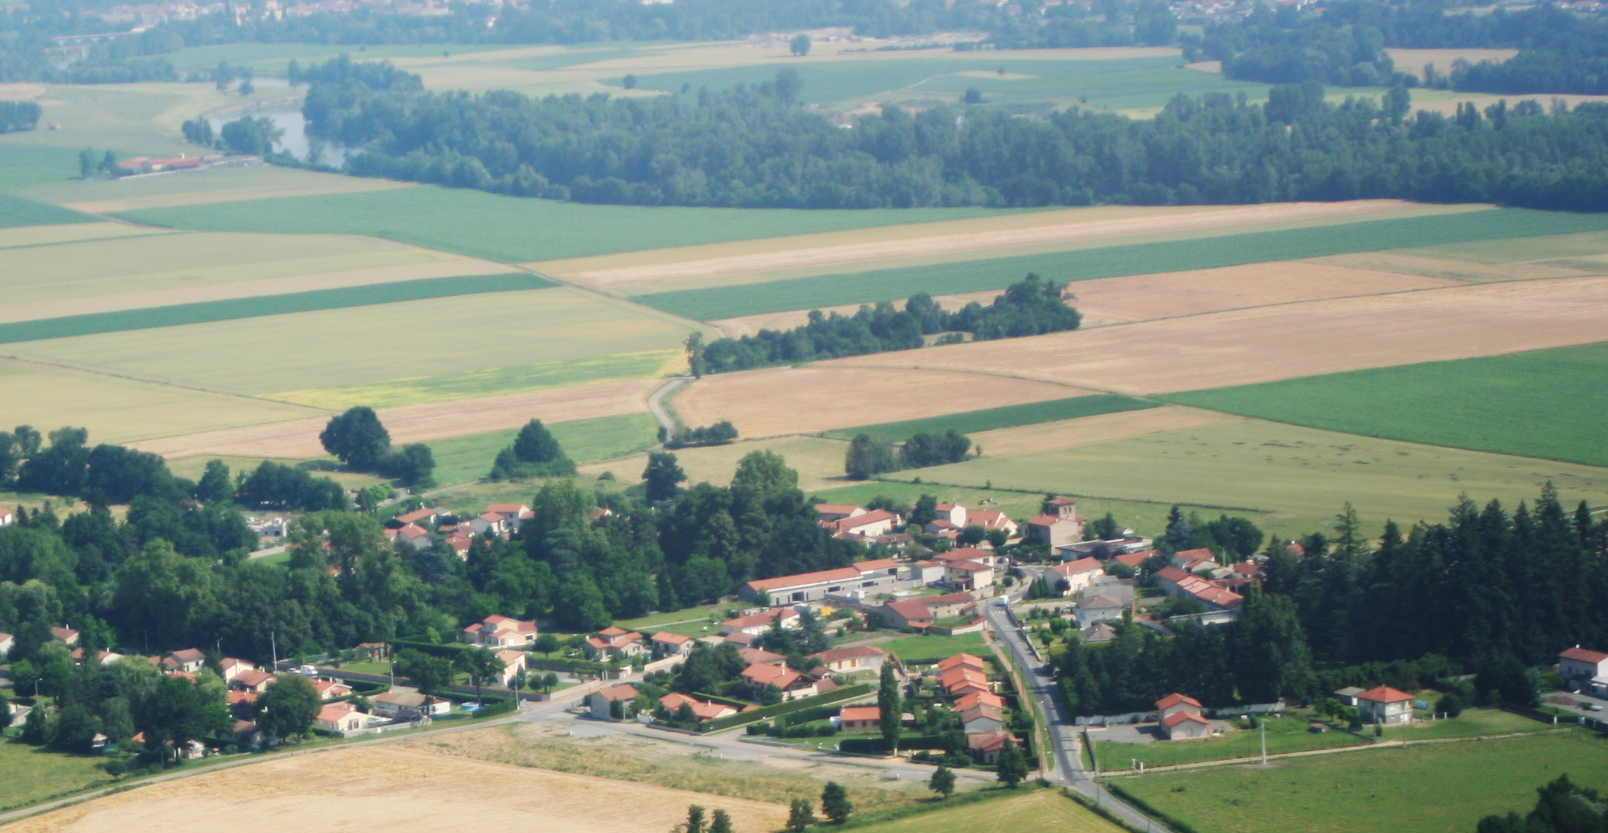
[825,394,1157,443]
[1165,342,1608,467]
[0,144,99,190]
[882,633,989,664]
[426,413,659,486]
[1112,732,1608,833]
[633,207,1608,320]
[120,185,1014,263]
[583,435,854,493]
[0,739,117,813]
[1,83,264,156]
[0,194,91,228]
[896,417,1608,535]
[847,788,1124,833]
[274,351,675,410]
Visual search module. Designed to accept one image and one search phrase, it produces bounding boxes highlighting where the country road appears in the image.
[647,375,692,438]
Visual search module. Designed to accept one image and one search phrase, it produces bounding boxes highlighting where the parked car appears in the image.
[293,664,318,676]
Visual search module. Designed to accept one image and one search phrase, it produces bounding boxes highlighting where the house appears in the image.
[1171,548,1216,573]
[392,506,445,528]
[230,669,276,694]
[314,701,382,736]
[162,648,206,674]
[1333,686,1365,707]
[938,653,987,674]
[810,645,887,675]
[954,690,1004,712]
[588,683,642,720]
[312,679,352,701]
[941,667,991,698]
[1162,710,1212,740]
[968,509,1018,538]
[50,625,80,646]
[1025,500,1082,549]
[485,503,534,533]
[1156,692,1204,722]
[960,703,1005,734]
[1082,622,1118,644]
[933,502,969,528]
[468,512,506,538]
[938,547,1003,569]
[218,657,257,683]
[584,626,647,661]
[824,509,901,541]
[813,504,866,523]
[721,608,801,637]
[0,632,13,659]
[394,523,432,550]
[1113,550,1155,570]
[944,558,994,592]
[1049,557,1103,596]
[1560,646,1608,692]
[742,662,818,700]
[1076,593,1128,628]
[1155,567,1244,613]
[461,614,539,648]
[660,692,737,723]
[445,533,472,560]
[881,592,977,630]
[967,729,1013,762]
[496,649,527,687]
[651,631,696,658]
[739,647,787,666]
[372,689,433,719]
[838,705,880,732]
[1356,686,1415,725]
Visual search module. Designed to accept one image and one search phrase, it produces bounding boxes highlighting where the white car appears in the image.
[293,664,318,676]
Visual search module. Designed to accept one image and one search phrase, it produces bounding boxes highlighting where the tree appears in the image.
[455,647,505,705]
[320,407,391,469]
[644,451,688,502]
[194,459,233,503]
[622,74,638,90]
[709,809,733,833]
[964,87,984,104]
[844,435,895,480]
[78,148,96,179]
[785,799,817,833]
[790,34,812,57]
[51,703,101,753]
[821,782,852,825]
[14,425,40,456]
[382,443,436,488]
[996,738,1029,787]
[877,664,901,752]
[534,633,561,655]
[490,419,574,479]
[683,804,706,833]
[684,332,706,378]
[396,649,454,692]
[21,703,51,745]
[928,765,956,798]
[135,674,230,765]
[256,675,321,739]
[0,693,9,730]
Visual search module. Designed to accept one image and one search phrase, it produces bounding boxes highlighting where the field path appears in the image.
[647,374,692,436]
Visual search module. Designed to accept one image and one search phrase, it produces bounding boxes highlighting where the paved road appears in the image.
[647,375,692,437]
[984,600,1175,833]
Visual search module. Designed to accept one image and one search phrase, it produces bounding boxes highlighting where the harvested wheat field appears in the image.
[825,276,1608,394]
[34,163,415,214]
[7,744,787,833]
[714,290,1003,337]
[964,406,1232,457]
[1317,251,1596,283]
[585,435,853,492]
[536,200,1459,294]
[1386,48,1517,80]
[133,377,658,459]
[674,366,1085,438]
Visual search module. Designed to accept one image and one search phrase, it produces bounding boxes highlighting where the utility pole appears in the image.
[1260,717,1268,766]
[270,630,278,672]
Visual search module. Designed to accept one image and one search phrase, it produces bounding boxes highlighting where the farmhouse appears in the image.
[810,645,888,674]
[881,592,977,630]
[1356,685,1416,725]
[588,683,642,720]
[314,701,382,736]
[839,705,881,732]
[1049,557,1104,595]
[461,614,539,648]
[651,631,696,658]
[660,692,737,723]
[585,626,647,661]
[722,607,800,637]
[162,648,206,674]
[1560,646,1608,693]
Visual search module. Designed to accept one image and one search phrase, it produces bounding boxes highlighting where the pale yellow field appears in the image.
[0,231,509,322]
[7,744,788,833]
[1386,48,1518,79]
[584,435,853,492]
[11,287,694,395]
[0,222,166,250]
[33,164,415,213]
[536,200,1469,294]
[965,405,1232,457]
[1319,251,1596,283]
[0,357,322,445]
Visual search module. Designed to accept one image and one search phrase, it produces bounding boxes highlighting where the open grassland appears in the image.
[427,413,659,486]
[824,277,1608,395]
[0,273,549,343]
[0,740,116,813]
[6,743,788,833]
[0,144,101,190]
[120,184,1014,263]
[825,394,1156,443]
[958,406,1232,459]
[274,351,676,410]
[29,164,415,213]
[883,633,988,664]
[635,208,1608,319]
[849,788,1125,833]
[0,231,510,323]
[5,83,282,157]
[584,435,854,493]
[1112,732,1608,833]
[11,287,692,396]
[0,357,322,445]
[0,223,166,250]
[898,417,1608,536]
[0,195,92,228]
[133,377,658,460]
[1165,343,1608,467]
[675,366,1084,439]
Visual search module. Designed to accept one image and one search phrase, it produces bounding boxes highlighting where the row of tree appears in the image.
[318,406,436,488]
[844,430,973,479]
[663,420,739,450]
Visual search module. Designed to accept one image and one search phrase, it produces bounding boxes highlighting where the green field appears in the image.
[0,144,105,190]
[883,632,988,664]
[0,194,92,228]
[426,413,659,486]
[280,351,675,410]
[825,394,1157,443]
[0,273,550,343]
[633,208,1608,320]
[163,42,499,75]
[625,55,1266,112]
[0,739,117,812]
[1112,731,1608,833]
[846,788,1124,833]
[120,185,1015,263]
[1164,343,1608,468]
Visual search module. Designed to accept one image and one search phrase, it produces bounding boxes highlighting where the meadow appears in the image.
[824,394,1156,443]
[882,632,988,664]
[275,352,674,410]
[1111,731,1608,833]
[0,738,118,812]
[0,83,259,157]
[0,194,92,228]
[0,144,104,190]
[120,185,1015,263]
[25,164,415,212]
[1165,342,1608,467]
[0,273,549,343]
[163,42,500,76]
[1094,714,1371,771]
[632,207,1608,320]
[426,413,659,486]
[845,788,1124,833]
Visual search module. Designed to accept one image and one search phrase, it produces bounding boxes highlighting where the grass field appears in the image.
[883,633,988,664]
[1164,343,1608,467]
[276,351,674,410]
[899,417,1608,537]
[1096,714,1369,771]
[0,273,550,343]
[1113,731,1608,833]
[120,185,1015,263]
[617,600,734,634]
[0,144,100,190]
[824,394,1156,443]
[426,412,659,486]
[26,164,415,213]
[0,194,92,228]
[847,788,1124,833]
[163,42,499,76]
[633,207,1608,320]
[0,83,257,157]
[0,739,116,812]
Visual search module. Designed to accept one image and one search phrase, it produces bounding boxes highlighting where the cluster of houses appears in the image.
[810,497,1083,553]
[386,503,534,560]
[931,652,1015,761]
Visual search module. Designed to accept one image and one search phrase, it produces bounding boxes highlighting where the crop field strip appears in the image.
[823,393,1157,443]
[0,193,94,228]
[0,273,551,344]
[632,207,1608,320]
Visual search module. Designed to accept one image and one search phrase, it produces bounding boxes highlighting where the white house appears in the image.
[1560,646,1608,693]
[1356,685,1415,725]
[314,702,383,735]
[587,683,641,720]
[460,614,539,648]
[1049,557,1103,596]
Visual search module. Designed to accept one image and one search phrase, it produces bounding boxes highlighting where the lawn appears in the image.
[631,207,1608,320]
[847,787,1125,833]
[120,184,1015,263]
[899,417,1608,538]
[0,739,118,812]
[1112,731,1608,833]
[0,273,550,343]
[883,632,988,664]
[1095,715,1372,771]
[1163,342,1608,468]
[1378,707,1550,741]
[824,394,1157,443]
[0,194,92,228]
[426,413,659,486]
[618,600,734,633]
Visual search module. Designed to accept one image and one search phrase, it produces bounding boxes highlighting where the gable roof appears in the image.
[946,560,992,573]
[659,693,732,721]
[723,608,800,630]
[811,645,886,665]
[743,662,806,690]
[1356,685,1415,704]
[739,647,787,665]
[967,729,1012,753]
[652,631,694,645]
[1083,594,1125,609]
[937,547,993,563]
[1163,711,1210,728]
[1114,550,1155,567]
[596,683,640,703]
[830,510,899,533]
[852,558,900,572]
[813,503,863,516]
[1561,646,1608,664]
[938,653,986,672]
[1053,557,1103,578]
[1174,547,1215,565]
[839,705,880,722]
[1156,692,1203,711]
[745,567,861,593]
[955,690,1005,711]
[317,701,357,722]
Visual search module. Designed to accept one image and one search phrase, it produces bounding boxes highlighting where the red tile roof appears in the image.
[812,645,886,664]
[745,567,860,593]
[1163,711,1210,728]
[938,547,993,563]
[1156,692,1202,711]
[955,691,1005,711]
[1174,547,1215,565]
[660,693,732,721]
[1356,685,1415,704]
[852,558,900,572]
[937,653,986,672]
[1114,550,1155,567]
[1561,647,1608,664]
[813,503,863,516]
[839,705,880,722]
[967,729,1012,753]
[597,683,640,702]
[723,608,800,630]
[652,631,693,645]
[947,560,992,573]
[1054,557,1103,577]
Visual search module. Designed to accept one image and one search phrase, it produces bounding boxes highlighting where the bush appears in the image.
[1436,692,1465,718]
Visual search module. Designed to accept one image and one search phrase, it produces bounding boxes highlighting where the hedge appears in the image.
[837,734,950,754]
[390,638,473,659]
[702,684,873,733]
[529,656,606,674]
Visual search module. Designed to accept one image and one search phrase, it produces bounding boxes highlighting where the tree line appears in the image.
[689,275,1080,375]
[0,100,41,133]
[845,430,973,480]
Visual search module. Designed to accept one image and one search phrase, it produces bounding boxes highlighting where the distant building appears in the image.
[460,614,538,648]
[1356,686,1415,725]
[1560,646,1608,693]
